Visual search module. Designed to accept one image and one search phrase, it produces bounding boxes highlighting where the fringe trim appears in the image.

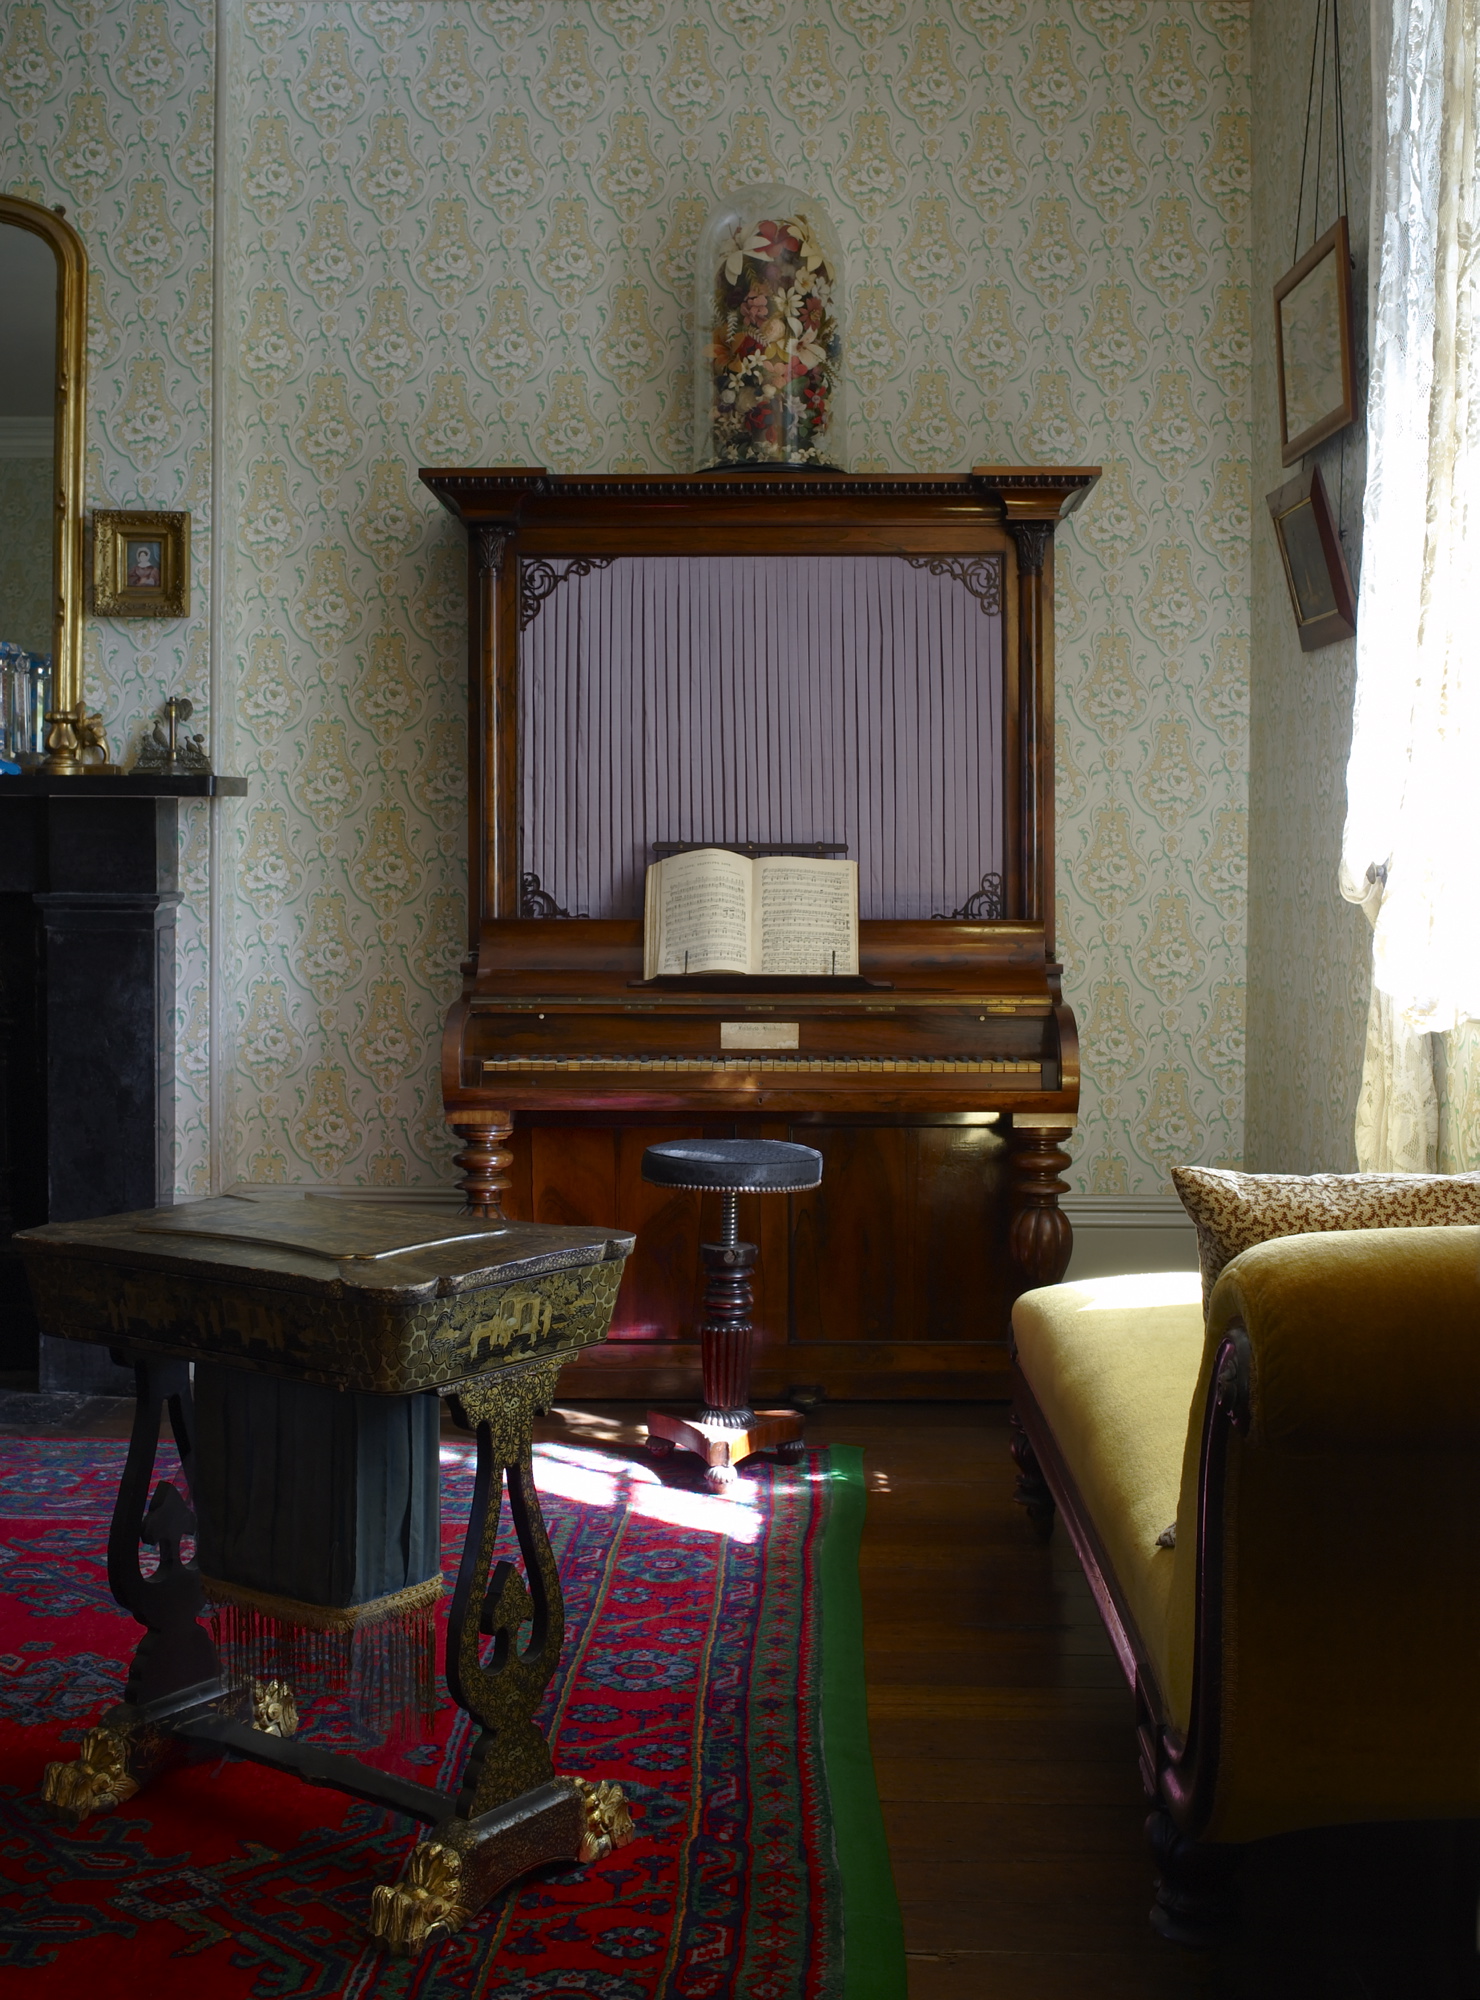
[202,1572,444,1733]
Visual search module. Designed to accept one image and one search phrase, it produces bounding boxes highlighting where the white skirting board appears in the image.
[1061,1195,1198,1282]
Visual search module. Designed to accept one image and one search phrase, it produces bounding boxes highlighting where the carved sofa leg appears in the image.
[1008,1411,1056,1539]
[1146,1809,1241,1949]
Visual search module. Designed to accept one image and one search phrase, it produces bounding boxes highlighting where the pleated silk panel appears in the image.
[519,555,1004,921]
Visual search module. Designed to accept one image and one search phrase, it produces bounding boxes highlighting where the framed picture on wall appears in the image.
[1266,462,1356,651]
[1273,216,1357,465]
[92,509,190,618]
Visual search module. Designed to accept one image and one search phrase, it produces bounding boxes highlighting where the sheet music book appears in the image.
[643,848,860,978]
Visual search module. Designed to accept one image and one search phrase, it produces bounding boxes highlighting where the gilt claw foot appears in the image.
[575,1776,635,1862]
[368,1775,631,1956]
[251,1678,298,1738]
[369,1839,471,1955]
[40,1725,140,1825]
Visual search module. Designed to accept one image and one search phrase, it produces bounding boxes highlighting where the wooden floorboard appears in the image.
[903,1948,1200,2000]
[781,1399,1480,1999]
[789,1400,1211,1996]
[10,1389,1479,1996]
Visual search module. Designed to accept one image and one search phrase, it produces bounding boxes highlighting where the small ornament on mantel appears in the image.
[132,695,211,775]
[75,709,121,775]
[694,183,845,472]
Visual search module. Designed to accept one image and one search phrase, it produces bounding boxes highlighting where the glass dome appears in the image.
[693,184,845,471]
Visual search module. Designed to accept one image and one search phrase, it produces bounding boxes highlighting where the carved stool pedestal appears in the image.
[641,1139,822,1491]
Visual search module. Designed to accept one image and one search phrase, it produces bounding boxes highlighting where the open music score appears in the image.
[643,848,860,979]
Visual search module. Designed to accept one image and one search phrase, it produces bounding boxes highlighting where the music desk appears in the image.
[17,1194,636,1954]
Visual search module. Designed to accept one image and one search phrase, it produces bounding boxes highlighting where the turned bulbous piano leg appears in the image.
[1007,1119,1074,1291]
[450,1113,514,1221]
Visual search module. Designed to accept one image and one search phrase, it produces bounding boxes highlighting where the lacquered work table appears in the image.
[18,1193,636,1953]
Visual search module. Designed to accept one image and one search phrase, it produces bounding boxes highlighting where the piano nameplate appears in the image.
[721,1021,800,1050]
[482,1055,1040,1074]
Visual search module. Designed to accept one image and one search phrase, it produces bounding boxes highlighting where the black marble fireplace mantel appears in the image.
[0,773,247,1391]
[0,774,248,800]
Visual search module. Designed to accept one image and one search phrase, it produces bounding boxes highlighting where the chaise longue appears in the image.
[1010,1196,1480,1943]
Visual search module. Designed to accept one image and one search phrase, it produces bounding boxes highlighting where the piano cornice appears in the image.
[420,465,1101,523]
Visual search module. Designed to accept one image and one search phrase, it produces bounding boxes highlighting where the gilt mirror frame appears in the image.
[0,193,87,763]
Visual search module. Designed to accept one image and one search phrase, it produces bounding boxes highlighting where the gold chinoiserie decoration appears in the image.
[40,1724,139,1824]
[446,1360,569,1818]
[19,1209,630,1397]
[366,1354,637,1955]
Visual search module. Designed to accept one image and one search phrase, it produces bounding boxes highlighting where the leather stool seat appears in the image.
[640,1138,822,1193]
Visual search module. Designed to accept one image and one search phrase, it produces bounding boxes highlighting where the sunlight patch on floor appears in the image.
[438,1436,767,1543]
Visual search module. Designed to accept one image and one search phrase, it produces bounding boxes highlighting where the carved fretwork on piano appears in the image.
[423,468,1098,1400]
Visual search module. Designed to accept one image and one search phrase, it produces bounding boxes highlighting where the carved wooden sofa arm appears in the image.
[1009,1225,1480,1945]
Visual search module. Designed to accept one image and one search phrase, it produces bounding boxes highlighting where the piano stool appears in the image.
[640,1138,823,1489]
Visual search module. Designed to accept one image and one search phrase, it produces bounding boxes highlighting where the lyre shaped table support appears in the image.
[40,1352,634,1957]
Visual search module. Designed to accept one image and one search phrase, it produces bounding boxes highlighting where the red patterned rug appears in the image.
[0,1434,902,1998]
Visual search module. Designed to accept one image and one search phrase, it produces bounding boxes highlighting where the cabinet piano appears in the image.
[422,467,1097,1401]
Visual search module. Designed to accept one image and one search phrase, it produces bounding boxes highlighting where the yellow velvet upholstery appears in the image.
[1010,1270,1204,1716]
[1168,1225,1480,1842]
[1019,1227,1480,1848]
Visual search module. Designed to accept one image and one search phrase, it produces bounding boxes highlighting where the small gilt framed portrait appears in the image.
[1266,462,1356,652]
[93,509,190,618]
[1273,217,1357,466]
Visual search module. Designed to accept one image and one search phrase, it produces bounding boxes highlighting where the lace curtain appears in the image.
[1339,0,1480,1169]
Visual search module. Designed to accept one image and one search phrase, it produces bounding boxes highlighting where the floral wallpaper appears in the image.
[6,0,1252,1199]
[0,0,216,1194]
[1244,1,1480,1181]
[0,458,53,652]
[1243,0,1370,1174]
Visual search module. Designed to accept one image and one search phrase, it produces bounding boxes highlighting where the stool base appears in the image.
[645,1408,806,1490]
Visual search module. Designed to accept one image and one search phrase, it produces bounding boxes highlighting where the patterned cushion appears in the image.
[1170,1165,1480,1313]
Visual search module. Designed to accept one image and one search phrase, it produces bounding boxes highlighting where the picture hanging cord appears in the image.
[1293,0,1351,266]
[1293,0,1353,534]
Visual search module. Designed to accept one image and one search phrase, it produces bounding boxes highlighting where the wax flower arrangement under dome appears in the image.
[694,185,846,471]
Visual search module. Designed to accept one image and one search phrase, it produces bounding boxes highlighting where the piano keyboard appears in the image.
[482,1055,1041,1074]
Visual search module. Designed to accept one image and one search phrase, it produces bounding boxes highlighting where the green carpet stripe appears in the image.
[820,1444,907,2000]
